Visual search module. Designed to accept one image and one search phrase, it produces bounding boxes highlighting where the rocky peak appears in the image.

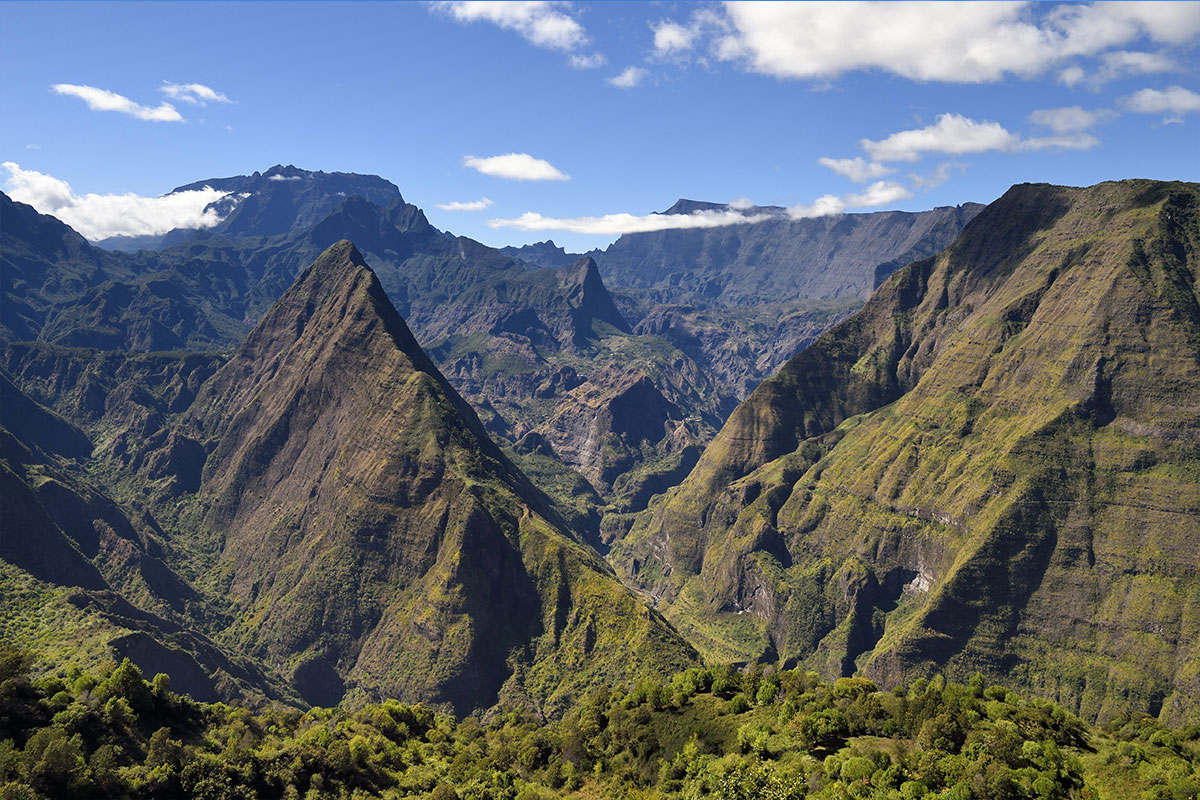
[559,256,631,336]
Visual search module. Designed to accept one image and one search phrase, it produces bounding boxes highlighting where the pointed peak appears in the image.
[304,239,371,279]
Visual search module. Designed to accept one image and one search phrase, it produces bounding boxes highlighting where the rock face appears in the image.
[178,241,695,713]
[615,180,1200,723]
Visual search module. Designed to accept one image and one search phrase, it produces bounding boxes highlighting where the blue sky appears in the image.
[2,1,1199,252]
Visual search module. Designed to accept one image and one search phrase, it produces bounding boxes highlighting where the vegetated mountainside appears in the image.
[613,180,1200,724]
[592,200,985,307]
[0,363,287,706]
[158,241,696,713]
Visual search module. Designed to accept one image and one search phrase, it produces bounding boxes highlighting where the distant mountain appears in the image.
[499,240,579,269]
[92,164,403,249]
[613,179,1200,723]
[592,200,984,307]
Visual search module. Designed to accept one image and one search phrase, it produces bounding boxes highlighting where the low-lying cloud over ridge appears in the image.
[489,181,916,235]
[2,162,232,240]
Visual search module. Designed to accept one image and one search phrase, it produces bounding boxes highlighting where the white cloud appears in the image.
[1028,105,1116,133]
[673,1,1200,84]
[653,21,697,55]
[435,197,494,211]
[846,180,913,208]
[431,1,587,51]
[1059,66,1087,87]
[462,152,569,181]
[2,162,233,240]
[728,196,754,210]
[488,207,774,235]
[568,52,606,69]
[861,112,1100,162]
[161,82,232,105]
[862,114,1019,162]
[267,174,303,182]
[787,195,847,219]
[25,144,40,151]
[609,66,648,89]
[910,162,964,191]
[51,83,182,122]
[1120,85,1200,115]
[1099,50,1176,78]
[817,156,895,183]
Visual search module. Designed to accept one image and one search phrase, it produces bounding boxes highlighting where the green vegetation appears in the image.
[3,647,1195,799]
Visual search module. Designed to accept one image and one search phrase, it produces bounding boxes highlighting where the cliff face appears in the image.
[178,241,695,713]
[593,203,984,306]
[615,180,1200,723]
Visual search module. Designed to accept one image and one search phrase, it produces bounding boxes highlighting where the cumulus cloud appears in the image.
[787,195,848,220]
[435,197,494,211]
[161,82,232,105]
[431,1,587,51]
[462,153,569,181]
[728,196,754,210]
[488,207,774,235]
[654,2,1200,84]
[2,162,233,240]
[1120,85,1200,115]
[861,112,1100,162]
[1028,105,1116,133]
[817,156,895,183]
[52,83,182,122]
[609,66,648,89]
[568,52,606,69]
[653,21,697,55]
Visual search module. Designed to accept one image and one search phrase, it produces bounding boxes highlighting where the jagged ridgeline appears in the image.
[613,180,1200,723]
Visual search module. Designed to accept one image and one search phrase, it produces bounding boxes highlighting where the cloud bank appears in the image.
[489,182,915,235]
[463,152,569,181]
[656,2,1200,84]
[489,207,773,235]
[2,162,232,240]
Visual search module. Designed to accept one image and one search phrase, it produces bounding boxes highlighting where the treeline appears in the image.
[0,647,1197,799]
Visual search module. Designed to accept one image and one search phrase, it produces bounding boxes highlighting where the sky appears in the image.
[2,1,1199,252]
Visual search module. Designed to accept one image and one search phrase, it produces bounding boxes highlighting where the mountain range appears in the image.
[2,167,1197,726]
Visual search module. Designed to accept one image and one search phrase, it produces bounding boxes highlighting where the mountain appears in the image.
[499,239,579,268]
[159,240,696,713]
[593,200,984,307]
[92,164,403,249]
[613,179,1200,724]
